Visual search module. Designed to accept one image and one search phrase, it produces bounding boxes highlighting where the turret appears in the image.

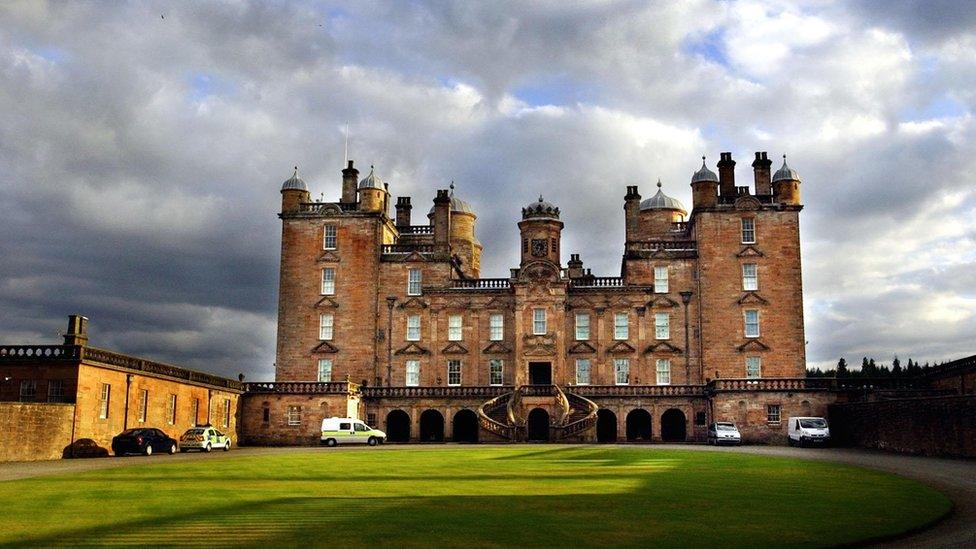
[690,157,719,209]
[395,197,412,228]
[752,152,772,196]
[717,152,736,197]
[280,166,310,213]
[358,166,387,214]
[341,160,358,204]
[772,155,801,205]
[637,180,687,237]
[427,184,481,277]
[518,195,563,268]
[624,185,641,241]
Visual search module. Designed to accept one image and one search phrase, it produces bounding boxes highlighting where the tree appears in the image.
[891,356,902,376]
[837,357,849,377]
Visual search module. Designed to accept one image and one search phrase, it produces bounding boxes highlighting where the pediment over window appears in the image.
[734,195,762,211]
[482,341,512,354]
[607,296,633,309]
[484,296,513,309]
[439,299,471,311]
[317,250,341,263]
[568,341,597,354]
[646,296,679,309]
[398,297,429,310]
[736,245,765,258]
[404,251,428,263]
[606,340,637,355]
[314,296,340,309]
[737,339,770,352]
[394,343,430,356]
[644,341,683,355]
[524,343,556,357]
[736,291,768,305]
[566,296,598,311]
[311,341,339,354]
[441,342,468,355]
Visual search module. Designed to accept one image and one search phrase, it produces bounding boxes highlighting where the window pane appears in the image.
[319,314,334,340]
[323,225,337,249]
[614,312,628,340]
[533,308,546,335]
[448,360,461,386]
[407,268,422,295]
[614,359,629,385]
[321,268,335,295]
[406,360,420,386]
[575,313,589,340]
[576,359,591,385]
[318,359,333,382]
[741,218,756,243]
[489,359,503,385]
[655,313,670,340]
[654,266,669,293]
[746,357,761,379]
[744,310,760,337]
[448,314,462,341]
[489,314,504,341]
[99,384,111,419]
[767,404,780,423]
[407,315,421,341]
[656,359,671,385]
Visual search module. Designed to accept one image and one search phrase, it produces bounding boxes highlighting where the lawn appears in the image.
[0,446,951,547]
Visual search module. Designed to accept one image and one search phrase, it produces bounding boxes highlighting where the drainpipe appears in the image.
[680,292,693,384]
[123,374,132,430]
[386,296,396,386]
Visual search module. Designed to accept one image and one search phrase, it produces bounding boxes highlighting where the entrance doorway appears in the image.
[596,409,618,443]
[452,409,479,443]
[386,410,411,442]
[626,409,653,442]
[660,408,687,442]
[528,362,552,385]
[419,409,445,442]
[527,408,550,441]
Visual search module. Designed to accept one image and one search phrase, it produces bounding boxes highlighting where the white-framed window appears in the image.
[407,268,422,296]
[655,312,670,340]
[744,310,760,338]
[654,265,669,293]
[406,360,420,386]
[614,312,629,340]
[323,224,337,249]
[741,218,756,244]
[489,359,503,386]
[575,313,590,340]
[447,360,461,386]
[742,263,758,291]
[532,308,547,335]
[406,314,421,341]
[167,393,176,425]
[448,314,462,341]
[223,399,231,429]
[489,313,504,341]
[575,359,591,385]
[191,398,200,427]
[614,359,630,385]
[656,359,671,385]
[746,356,762,379]
[287,405,302,426]
[767,404,781,423]
[319,313,334,341]
[19,380,36,402]
[137,389,148,422]
[318,359,333,382]
[99,383,111,419]
[47,379,65,403]
[321,267,336,295]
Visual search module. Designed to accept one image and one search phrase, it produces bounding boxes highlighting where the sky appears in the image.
[1,0,975,380]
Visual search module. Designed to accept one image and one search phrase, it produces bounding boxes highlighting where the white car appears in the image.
[707,422,742,445]
[787,417,830,447]
[321,417,387,447]
[179,426,232,452]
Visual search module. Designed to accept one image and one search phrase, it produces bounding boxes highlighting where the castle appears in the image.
[246,151,818,444]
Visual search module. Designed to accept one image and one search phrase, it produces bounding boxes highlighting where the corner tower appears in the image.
[518,196,563,269]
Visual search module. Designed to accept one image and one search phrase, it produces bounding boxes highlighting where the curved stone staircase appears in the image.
[477,384,598,441]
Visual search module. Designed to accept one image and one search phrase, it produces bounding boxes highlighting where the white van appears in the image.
[787,416,830,447]
[321,417,386,447]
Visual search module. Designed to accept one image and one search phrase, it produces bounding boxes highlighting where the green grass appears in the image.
[0,446,951,548]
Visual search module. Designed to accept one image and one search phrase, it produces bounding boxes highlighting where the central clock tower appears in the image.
[518,195,563,269]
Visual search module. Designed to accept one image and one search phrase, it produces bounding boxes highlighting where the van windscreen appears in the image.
[799,419,827,429]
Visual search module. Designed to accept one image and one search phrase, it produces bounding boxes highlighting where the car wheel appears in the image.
[169,444,177,455]
[325,438,337,447]
[180,448,187,453]
[144,445,153,456]
[205,443,212,453]
[368,437,377,447]
[787,437,794,447]
[223,441,231,452]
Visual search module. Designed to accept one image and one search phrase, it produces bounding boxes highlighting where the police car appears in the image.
[179,425,232,452]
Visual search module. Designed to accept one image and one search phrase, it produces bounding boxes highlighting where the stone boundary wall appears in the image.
[0,403,75,462]
[829,395,976,458]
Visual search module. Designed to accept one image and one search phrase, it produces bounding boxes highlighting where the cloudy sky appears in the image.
[1,1,974,379]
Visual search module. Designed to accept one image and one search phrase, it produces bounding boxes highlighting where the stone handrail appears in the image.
[625,240,697,252]
[82,347,243,391]
[451,278,511,289]
[243,381,359,394]
[572,385,706,397]
[707,378,825,392]
[362,386,510,399]
[398,225,434,235]
[381,244,435,254]
[569,277,625,288]
[478,392,515,439]
[0,345,81,361]
[553,391,599,439]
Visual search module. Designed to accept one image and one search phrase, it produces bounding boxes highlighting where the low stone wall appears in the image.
[0,403,76,462]
[829,395,976,458]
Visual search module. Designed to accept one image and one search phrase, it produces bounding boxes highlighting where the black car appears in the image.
[111,428,178,456]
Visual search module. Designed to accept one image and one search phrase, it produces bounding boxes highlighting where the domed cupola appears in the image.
[428,183,475,216]
[640,179,687,215]
[772,154,802,206]
[281,166,308,191]
[691,157,719,184]
[358,165,385,189]
[522,195,560,220]
[772,155,800,182]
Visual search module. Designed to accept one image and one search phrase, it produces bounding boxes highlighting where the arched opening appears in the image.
[452,409,479,443]
[385,410,411,443]
[419,409,444,442]
[596,409,618,443]
[626,409,653,442]
[527,408,550,442]
[661,408,687,442]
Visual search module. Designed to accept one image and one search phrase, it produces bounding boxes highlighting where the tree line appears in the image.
[806,357,942,378]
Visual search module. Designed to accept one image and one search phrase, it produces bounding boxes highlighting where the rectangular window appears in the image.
[741,218,756,244]
[407,268,422,296]
[447,360,462,386]
[167,394,176,425]
[614,312,629,340]
[406,315,421,341]
[489,313,504,341]
[191,398,200,427]
[533,308,547,335]
[742,263,758,291]
[321,267,336,295]
[614,359,630,385]
[223,399,231,429]
[575,313,590,340]
[656,359,671,385]
[323,224,337,249]
[319,313,334,340]
[448,314,462,341]
[19,380,36,402]
[405,360,420,386]
[746,357,762,379]
[137,389,148,422]
[654,265,669,293]
[655,313,670,340]
[318,359,333,382]
[489,359,503,386]
[575,359,591,385]
[47,379,65,403]
[767,404,781,423]
[287,405,302,426]
[99,384,111,419]
[744,310,760,338]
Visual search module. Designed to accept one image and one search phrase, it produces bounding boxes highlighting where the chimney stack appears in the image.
[752,152,772,196]
[624,185,641,242]
[567,253,584,278]
[63,315,89,347]
[341,160,358,204]
[395,197,412,228]
[717,152,736,197]
[432,189,452,254]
